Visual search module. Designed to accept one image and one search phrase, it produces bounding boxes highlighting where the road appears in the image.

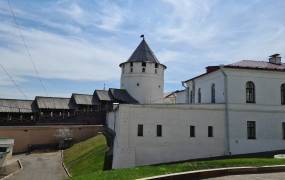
[206,172,285,180]
[8,151,67,180]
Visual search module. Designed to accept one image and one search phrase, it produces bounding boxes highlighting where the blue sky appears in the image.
[0,0,285,99]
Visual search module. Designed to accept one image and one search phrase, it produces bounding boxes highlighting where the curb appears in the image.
[0,160,23,180]
[137,165,285,180]
[61,150,72,178]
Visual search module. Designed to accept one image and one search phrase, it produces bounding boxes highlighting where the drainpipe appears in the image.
[220,66,231,155]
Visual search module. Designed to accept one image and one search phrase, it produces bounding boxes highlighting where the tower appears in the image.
[119,36,167,104]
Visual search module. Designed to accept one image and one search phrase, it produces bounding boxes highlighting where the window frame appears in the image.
[190,125,195,137]
[156,124,162,137]
[211,84,215,104]
[137,124,143,137]
[246,81,255,103]
[247,121,256,140]
[281,84,285,105]
[208,126,214,137]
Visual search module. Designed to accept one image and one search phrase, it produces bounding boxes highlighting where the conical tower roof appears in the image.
[127,39,160,63]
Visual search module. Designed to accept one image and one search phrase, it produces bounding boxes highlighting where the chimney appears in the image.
[269,54,282,65]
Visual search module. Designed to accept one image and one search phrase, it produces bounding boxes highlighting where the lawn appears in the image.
[64,136,285,180]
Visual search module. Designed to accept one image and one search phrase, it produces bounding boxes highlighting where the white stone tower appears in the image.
[120,36,167,104]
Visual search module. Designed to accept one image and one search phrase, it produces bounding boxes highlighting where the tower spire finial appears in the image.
[140,34,144,40]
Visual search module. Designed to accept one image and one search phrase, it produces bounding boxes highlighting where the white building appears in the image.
[107,39,285,169]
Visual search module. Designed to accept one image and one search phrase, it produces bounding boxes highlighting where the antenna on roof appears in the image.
[140,34,144,40]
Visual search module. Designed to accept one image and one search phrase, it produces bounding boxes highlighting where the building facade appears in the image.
[107,53,285,169]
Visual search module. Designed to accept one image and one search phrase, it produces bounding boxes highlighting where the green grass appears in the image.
[63,134,107,177]
[64,136,285,180]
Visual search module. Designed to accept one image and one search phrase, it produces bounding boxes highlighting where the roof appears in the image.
[0,99,34,113]
[184,60,285,83]
[72,93,94,105]
[127,39,160,63]
[35,96,72,110]
[225,60,285,71]
[164,90,185,98]
[94,90,113,102]
[109,88,138,104]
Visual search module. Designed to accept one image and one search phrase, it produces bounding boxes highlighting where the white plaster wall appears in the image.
[186,70,225,104]
[176,90,187,104]
[228,104,285,155]
[110,104,225,169]
[120,62,165,104]
[225,69,285,105]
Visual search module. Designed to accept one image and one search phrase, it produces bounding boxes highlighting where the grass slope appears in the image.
[63,134,107,177]
[64,136,285,180]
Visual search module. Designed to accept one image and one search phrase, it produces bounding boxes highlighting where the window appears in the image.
[136,83,140,87]
[142,67,145,72]
[155,63,158,68]
[50,112,53,117]
[142,62,146,67]
[208,126,213,137]
[157,124,162,137]
[211,84,215,103]
[246,81,255,103]
[198,88,201,103]
[130,67,133,73]
[247,121,256,139]
[138,124,143,136]
[158,85,161,88]
[155,69,158,74]
[190,126,195,137]
[190,90,193,104]
[281,84,285,105]
[130,62,133,67]
[282,122,285,140]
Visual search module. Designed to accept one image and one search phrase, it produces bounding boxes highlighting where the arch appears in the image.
[281,84,285,105]
[246,81,255,103]
[211,83,215,103]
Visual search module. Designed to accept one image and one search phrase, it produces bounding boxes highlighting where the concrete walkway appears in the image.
[206,172,285,180]
[7,151,67,180]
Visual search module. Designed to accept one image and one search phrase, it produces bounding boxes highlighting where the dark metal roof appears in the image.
[72,93,94,105]
[0,99,34,113]
[109,88,138,104]
[94,90,114,102]
[35,96,73,110]
[127,39,160,64]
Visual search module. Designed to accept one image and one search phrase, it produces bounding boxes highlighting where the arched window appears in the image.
[211,84,215,103]
[190,90,193,104]
[198,88,201,103]
[281,84,285,105]
[246,81,255,103]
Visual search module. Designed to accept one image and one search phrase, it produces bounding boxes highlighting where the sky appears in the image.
[0,0,285,99]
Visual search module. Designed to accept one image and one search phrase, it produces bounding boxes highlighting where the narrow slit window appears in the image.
[208,126,213,137]
[190,125,195,137]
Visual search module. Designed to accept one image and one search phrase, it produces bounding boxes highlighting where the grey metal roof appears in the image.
[35,96,72,110]
[72,93,94,105]
[127,39,160,64]
[226,60,285,70]
[109,88,138,104]
[0,99,34,113]
[94,90,113,102]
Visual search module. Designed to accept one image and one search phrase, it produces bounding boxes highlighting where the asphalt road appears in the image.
[206,172,285,180]
[8,151,67,180]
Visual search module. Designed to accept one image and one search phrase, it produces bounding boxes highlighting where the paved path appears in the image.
[206,172,285,180]
[7,151,67,180]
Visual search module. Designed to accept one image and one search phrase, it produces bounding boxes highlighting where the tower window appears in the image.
[142,62,146,67]
[190,125,195,137]
[142,67,145,72]
[130,62,133,67]
[136,83,140,87]
[130,67,133,73]
[155,69,158,74]
[158,85,161,88]
[208,126,213,137]
[155,63,158,68]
